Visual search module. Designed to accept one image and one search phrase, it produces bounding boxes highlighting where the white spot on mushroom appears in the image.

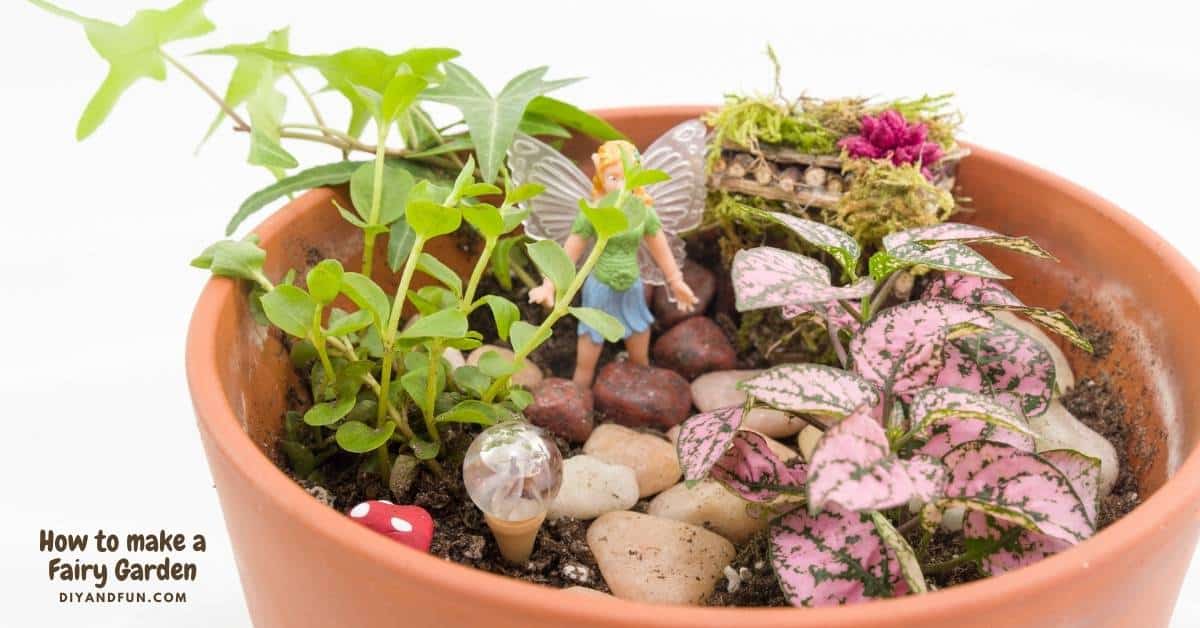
[390,517,413,533]
[350,502,370,518]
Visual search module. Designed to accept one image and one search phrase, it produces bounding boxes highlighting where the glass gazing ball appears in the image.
[463,422,562,522]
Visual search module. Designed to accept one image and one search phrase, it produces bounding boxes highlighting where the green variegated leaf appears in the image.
[767,210,861,277]
[870,511,927,595]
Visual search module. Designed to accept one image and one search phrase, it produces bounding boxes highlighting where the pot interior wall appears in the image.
[221,109,1192,506]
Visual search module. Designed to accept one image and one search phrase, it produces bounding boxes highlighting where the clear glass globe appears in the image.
[463,422,562,522]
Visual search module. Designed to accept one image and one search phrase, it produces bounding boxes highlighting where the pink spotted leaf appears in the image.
[909,387,1036,457]
[807,408,946,513]
[850,300,993,399]
[733,246,875,312]
[738,364,881,419]
[711,430,807,502]
[782,300,863,335]
[767,211,861,276]
[770,503,908,607]
[875,241,1011,281]
[937,320,1055,417]
[675,406,744,481]
[940,441,1095,544]
[883,223,1055,260]
[963,510,1072,575]
[1040,449,1102,525]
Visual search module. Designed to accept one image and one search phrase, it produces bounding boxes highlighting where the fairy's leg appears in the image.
[625,330,651,367]
[573,335,604,388]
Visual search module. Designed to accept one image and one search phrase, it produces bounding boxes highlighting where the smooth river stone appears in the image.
[583,424,682,498]
[587,511,736,605]
[1029,400,1119,496]
[690,370,807,437]
[994,311,1075,395]
[647,479,768,544]
[548,455,639,520]
[796,425,823,461]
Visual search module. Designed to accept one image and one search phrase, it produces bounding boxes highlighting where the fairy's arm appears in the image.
[644,230,697,312]
[529,233,589,307]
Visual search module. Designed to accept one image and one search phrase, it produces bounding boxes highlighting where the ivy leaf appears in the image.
[766,210,861,277]
[423,63,579,183]
[526,240,576,301]
[770,503,908,607]
[806,408,945,513]
[568,307,625,343]
[335,420,395,453]
[674,406,745,481]
[480,295,519,341]
[31,0,216,140]
[379,73,427,124]
[398,309,467,340]
[524,95,627,141]
[350,162,414,225]
[197,26,289,148]
[738,363,880,420]
[710,430,806,503]
[260,284,317,338]
[244,63,296,170]
[732,247,874,312]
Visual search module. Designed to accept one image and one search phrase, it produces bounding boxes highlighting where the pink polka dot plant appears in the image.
[676,209,1097,607]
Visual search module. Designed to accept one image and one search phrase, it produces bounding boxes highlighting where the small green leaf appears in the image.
[340,272,390,327]
[526,239,576,300]
[569,306,625,342]
[524,96,627,142]
[453,366,492,398]
[192,237,266,283]
[335,420,395,453]
[410,437,440,460]
[399,309,468,339]
[436,400,500,426]
[578,200,629,240]
[306,259,344,304]
[387,217,417,272]
[509,321,550,355]
[197,27,290,149]
[447,155,477,203]
[350,162,414,225]
[280,440,316,477]
[462,182,503,198]
[246,84,297,169]
[401,366,446,407]
[490,235,522,290]
[416,252,462,297]
[505,182,545,206]
[303,396,355,426]
[260,284,317,338]
[380,72,427,123]
[506,388,533,410]
[625,168,671,190]
[325,309,373,336]
[406,200,462,239]
[478,350,518,378]
[289,338,318,367]
[462,203,505,238]
[481,295,520,341]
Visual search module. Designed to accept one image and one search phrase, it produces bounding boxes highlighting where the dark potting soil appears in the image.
[277,243,1145,607]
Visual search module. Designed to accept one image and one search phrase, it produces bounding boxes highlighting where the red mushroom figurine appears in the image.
[347,500,434,552]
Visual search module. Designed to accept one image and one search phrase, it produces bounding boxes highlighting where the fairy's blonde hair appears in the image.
[591,140,654,206]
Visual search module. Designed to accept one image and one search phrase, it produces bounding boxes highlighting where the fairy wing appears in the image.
[507,133,591,244]
[638,119,708,286]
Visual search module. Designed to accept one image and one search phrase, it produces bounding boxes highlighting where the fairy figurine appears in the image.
[507,119,708,387]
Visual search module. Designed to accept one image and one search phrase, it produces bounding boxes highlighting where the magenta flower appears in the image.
[838,110,944,179]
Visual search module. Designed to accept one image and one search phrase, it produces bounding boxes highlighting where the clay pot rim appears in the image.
[186,105,1200,626]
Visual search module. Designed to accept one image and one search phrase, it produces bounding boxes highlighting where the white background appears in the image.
[1,1,1197,625]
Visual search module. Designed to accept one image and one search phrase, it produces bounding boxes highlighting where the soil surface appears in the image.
[277,241,1145,607]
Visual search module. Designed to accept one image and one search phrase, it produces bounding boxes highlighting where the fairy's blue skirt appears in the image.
[577,276,654,344]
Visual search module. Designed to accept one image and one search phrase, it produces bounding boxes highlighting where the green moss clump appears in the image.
[822,159,955,247]
[704,96,839,165]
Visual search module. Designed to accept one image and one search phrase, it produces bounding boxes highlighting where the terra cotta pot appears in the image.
[186,106,1200,628]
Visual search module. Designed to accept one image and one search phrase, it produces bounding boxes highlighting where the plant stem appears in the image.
[509,258,538,290]
[481,234,611,403]
[310,309,335,399]
[376,237,428,434]
[361,122,389,277]
[461,238,497,310]
[422,341,443,446]
[284,69,343,157]
[161,51,251,132]
[865,270,903,320]
[822,309,848,368]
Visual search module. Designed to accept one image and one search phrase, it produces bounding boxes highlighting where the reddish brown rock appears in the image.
[652,260,717,329]
[525,377,594,443]
[592,361,692,429]
[651,317,737,380]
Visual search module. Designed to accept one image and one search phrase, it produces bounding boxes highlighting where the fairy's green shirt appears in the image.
[571,197,661,292]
